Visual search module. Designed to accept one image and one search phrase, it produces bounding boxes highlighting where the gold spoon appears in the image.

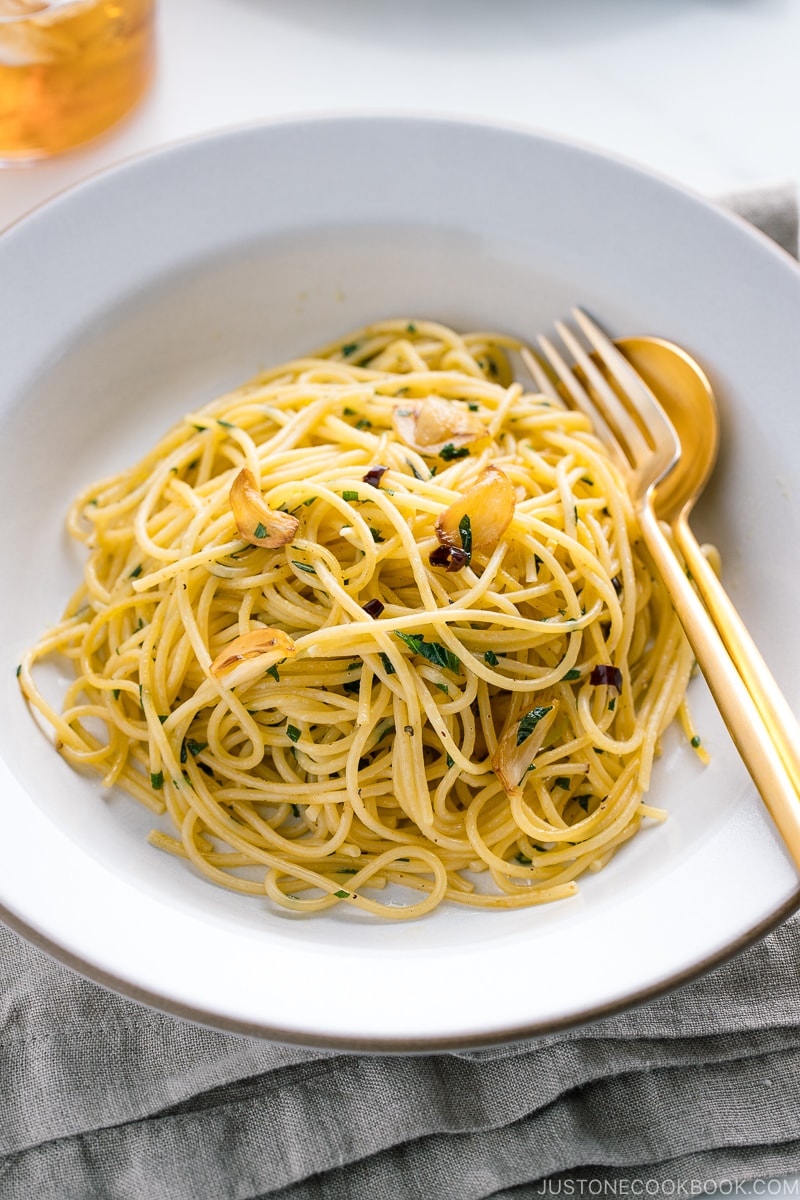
[616,335,800,798]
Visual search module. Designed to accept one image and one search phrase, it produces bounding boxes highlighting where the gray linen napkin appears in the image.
[1,183,798,1200]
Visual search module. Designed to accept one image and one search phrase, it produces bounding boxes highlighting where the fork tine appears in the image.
[571,308,679,459]
[534,336,618,448]
[534,333,623,463]
[553,318,654,467]
[518,346,562,402]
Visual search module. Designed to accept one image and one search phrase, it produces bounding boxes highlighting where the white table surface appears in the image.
[3,0,800,1191]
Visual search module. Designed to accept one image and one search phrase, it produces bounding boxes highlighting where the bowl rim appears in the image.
[4,111,800,1049]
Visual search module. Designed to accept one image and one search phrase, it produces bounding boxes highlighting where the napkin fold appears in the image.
[1,183,798,1200]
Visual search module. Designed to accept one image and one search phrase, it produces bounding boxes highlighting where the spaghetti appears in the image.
[19,319,699,918]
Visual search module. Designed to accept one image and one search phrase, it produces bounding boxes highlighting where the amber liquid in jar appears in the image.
[0,0,155,160]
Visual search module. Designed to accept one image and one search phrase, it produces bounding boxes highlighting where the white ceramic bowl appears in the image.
[2,115,800,1049]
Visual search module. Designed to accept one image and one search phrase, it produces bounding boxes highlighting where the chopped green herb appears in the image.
[157,713,168,725]
[355,418,372,430]
[576,795,592,813]
[439,443,470,461]
[458,513,472,562]
[150,771,164,791]
[266,664,280,682]
[291,561,316,574]
[303,497,316,507]
[342,490,359,502]
[130,564,143,579]
[343,406,356,417]
[434,682,449,695]
[608,697,616,711]
[468,402,480,412]
[217,419,235,429]
[691,735,702,748]
[407,459,428,481]
[337,868,358,875]
[406,322,417,333]
[516,706,553,747]
[446,753,455,769]
[555,776,571,789]
[516,852,532,865]
[379,652,396,676]
[562,668,582,681]
[395,631,461,674]
[341,343,358,357]
[286,724,301,743]
[343,679,361,694]
[369,527,385,543]
[252,521,267,539]
[291,804,301,818]
[112,688,120,700]
[334,889,350,899]
[484,650,499,667]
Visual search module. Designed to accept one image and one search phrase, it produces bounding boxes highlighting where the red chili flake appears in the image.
[362,598,385,618]
[429,544,468,572]
[590,664,623,690]
[362,465,389,489]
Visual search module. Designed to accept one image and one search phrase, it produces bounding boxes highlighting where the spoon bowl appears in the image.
[615,335,719,523]
[614,332,800,803]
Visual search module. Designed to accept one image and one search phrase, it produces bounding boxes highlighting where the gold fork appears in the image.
[524,309,800,869]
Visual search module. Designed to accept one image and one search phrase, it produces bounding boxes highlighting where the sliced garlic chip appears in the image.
[435,465,516,552]
[492,699,560,796]
[230,468,299,548]
[392,396,485,456]
[210,628,296,690]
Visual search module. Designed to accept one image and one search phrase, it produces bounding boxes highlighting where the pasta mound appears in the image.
[19,319,697,919]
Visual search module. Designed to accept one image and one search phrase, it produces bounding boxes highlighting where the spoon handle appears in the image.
[675,515,800,798]
[637,502,800,869]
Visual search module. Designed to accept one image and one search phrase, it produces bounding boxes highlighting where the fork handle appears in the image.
[638,501,800,870]
[674,514,800,799]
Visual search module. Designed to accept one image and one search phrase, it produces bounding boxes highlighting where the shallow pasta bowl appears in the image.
[1,115,800,1049]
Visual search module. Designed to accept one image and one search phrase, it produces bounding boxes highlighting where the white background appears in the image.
[2,0,800,1191]
[3,0,800,228]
